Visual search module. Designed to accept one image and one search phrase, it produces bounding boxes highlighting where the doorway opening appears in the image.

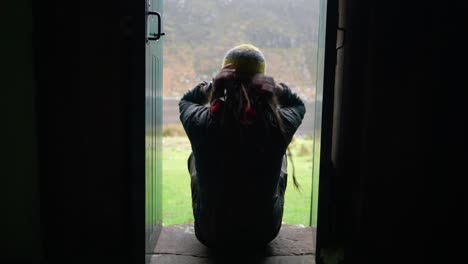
[146,0,329,262]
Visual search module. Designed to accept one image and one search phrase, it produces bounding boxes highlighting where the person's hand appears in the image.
[275,82,289,96]
[212,64,237,98]
[250,74,277,96]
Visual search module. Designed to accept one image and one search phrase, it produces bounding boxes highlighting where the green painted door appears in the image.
[145,0,164,254]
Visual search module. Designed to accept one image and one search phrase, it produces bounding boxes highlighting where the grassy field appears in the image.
[162,133,319,226]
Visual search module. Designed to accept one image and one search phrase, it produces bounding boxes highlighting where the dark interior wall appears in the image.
[0,1,43,262]
[0,0,144,262]
[316,0,464,263]
[0,0,145,263]
[32,0,145,262]
[341,1,431,260]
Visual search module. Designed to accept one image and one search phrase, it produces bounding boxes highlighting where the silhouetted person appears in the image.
[179,44,305,249]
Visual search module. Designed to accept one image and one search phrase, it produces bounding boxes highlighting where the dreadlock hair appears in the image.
[209,75,301,190]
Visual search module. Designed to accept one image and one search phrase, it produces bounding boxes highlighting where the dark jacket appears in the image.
[179,81,305,247]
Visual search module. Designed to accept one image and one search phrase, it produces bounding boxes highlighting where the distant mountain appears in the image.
[162,0,320,100]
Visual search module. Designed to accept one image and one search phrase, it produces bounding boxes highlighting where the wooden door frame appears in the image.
[315,0,343,263]
[131,0,342,263]
[130,0,341,263]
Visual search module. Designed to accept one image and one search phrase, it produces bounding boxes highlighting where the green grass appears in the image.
[162,135,319,226]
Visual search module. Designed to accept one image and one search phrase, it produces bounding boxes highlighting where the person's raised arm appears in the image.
[275,83,306,142]
[179,64,236,142]
[250,75,306,144]
[179,82,212,142]
[180,81,211,105]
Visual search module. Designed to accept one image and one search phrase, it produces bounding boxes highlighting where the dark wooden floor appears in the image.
[148,224,316,264]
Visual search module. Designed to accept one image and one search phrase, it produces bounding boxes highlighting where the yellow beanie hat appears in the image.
[222,44,266,76]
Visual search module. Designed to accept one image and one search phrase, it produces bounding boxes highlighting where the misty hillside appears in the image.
[162,0,320,100]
